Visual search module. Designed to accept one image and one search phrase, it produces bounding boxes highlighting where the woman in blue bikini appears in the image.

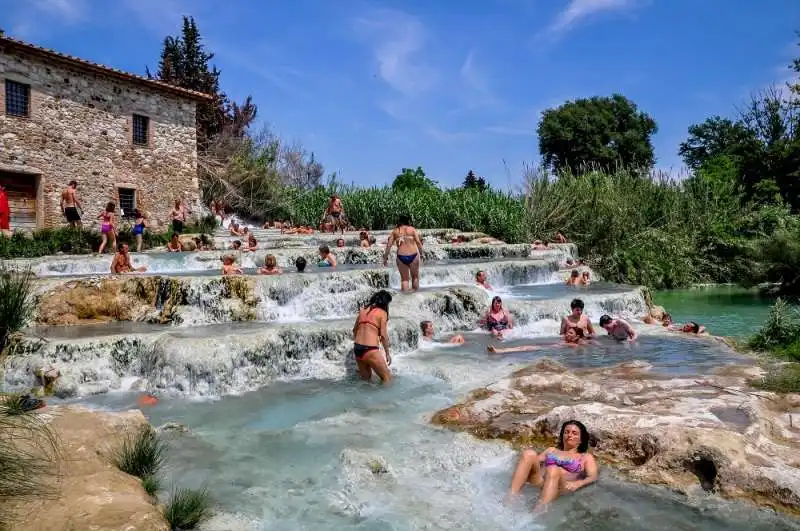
[508,419,599,510]
[383,214,423,292]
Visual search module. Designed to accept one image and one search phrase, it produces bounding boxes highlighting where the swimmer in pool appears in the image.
[668,320,707,335]
[599,315,638,342]
[352,290,393,384]
[420,320,464,344]
[487,327,589,353]
[508,420,599,511]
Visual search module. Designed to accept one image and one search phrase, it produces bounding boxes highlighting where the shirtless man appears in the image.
[599,315,638,342]
[560,298,595,339]
[322,194,345,234]
[60,180,83,227]
[420,320,464,344]
[110,243,147,274]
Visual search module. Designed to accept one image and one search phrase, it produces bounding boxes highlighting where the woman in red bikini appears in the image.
[352,290,393,384]
[508,419,599,510]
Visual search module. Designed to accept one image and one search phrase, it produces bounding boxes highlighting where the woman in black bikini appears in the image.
[352,290,393,384]
[383,214,424,292]
[481,296,513,338]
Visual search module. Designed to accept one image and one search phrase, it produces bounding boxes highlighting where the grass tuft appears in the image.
[752,363,800,394]
[142,474,161,497]
[0,265,36,353]
[163,486,213,530]
[112,425,167,480]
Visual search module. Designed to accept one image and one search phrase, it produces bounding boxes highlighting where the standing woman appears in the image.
[97,202,117,254]
[352,290,393,384]
[171,200,186,235]
[132,209,147,252]
[383,214,423,292]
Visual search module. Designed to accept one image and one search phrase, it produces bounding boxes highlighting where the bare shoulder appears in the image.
[583,453,597,464]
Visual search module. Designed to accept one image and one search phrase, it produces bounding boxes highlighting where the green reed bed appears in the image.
[747,299,800,393]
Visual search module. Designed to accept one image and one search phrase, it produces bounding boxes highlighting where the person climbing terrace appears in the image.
[110,243,147,274]
[488,327,591,353]
[480,296,513,338]
[561,298,595,339]
[132,210,147,252]
[295,256,307,272]
[352,289,393,384]
[508,420,599,511]
[97,202,117,254]
[420,320,465,344]
[171,199,187,235]
[221,255,243,275]
[599,314,638,342]
[166,233,182,252]
[475,271,492,290]
[384,214,423,292]
[318,245,337,268]
[322,194,346,234]
[360,231,371,248]
[258,254,281,275]
[60,180,83,227]
[566,270,581,286]
[0,184,9,235]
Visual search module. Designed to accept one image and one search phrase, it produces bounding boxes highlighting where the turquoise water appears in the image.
[654,286,776,337]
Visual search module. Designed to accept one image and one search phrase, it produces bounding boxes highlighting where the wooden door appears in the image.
[0,172,38,231]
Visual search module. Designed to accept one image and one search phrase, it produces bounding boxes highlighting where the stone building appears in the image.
[0,35,213,231]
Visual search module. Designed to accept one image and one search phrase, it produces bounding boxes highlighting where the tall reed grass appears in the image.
[0,265,36,352]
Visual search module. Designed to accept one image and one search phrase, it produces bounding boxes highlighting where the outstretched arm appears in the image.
[383,232,395,265]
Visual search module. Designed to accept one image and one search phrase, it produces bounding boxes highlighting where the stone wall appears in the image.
[0,48,202,231]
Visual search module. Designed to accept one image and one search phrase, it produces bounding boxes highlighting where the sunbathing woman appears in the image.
[508,419,599,511]
[480,296,513,338]
[488,327,588,353]
[352,290,393,384]
[383,214,423,292]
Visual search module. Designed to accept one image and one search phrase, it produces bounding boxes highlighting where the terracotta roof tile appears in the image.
[0,35,214,101]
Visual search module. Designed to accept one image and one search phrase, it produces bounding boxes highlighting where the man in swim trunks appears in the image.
[599,314,638,342]
[420,321,464,344]
[110,243,147,274]
[60,180,83,227]
[560,299,594,339]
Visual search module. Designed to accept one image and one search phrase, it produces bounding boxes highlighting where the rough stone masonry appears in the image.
[0,38,209,231]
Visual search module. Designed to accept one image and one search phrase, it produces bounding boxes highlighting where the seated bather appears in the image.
[229,222,244,236]
[360,231,372,248]
[318,245,337,268]
[566,269,581,286]
[221,255,243,276]
[244,233,258,252]
[111,243,147,274]
[258,254,282,275]
[166,233,182,252]
[480,296,513,338]
[231,240,242,251]
[475,270,492,290]
[295,256,307,272]
[488,327,589,353]
[420,320,465,344]
[561,299,595,339]
[599,315,638,342]
[508,419,599,511]
[336,238,346,248]
[579,271,591,285]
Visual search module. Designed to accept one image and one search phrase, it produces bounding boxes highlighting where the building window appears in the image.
[132,114,149,145]
[118,188,136,218]
[5,80,31,117]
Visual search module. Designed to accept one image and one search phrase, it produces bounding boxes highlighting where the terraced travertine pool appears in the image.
[3,228,798,530]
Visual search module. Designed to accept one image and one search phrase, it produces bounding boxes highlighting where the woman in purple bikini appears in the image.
[383,214,423,292]
[508,419,599,510]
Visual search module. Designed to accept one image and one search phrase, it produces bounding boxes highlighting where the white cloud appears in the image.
[352,9,438,95]
[425,126,472,144]
[547,0,639,35]
[458,50,499,109]
[32,0,86,22]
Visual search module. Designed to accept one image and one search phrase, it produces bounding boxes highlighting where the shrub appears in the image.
[142,474,161,497]
[0,265,36,352]
[163,486,212,530]
[751,363,800,393]
[112,425,167,480]
[748,298,800,356]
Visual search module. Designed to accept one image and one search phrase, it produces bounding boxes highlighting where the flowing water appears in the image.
[6,229,799,530]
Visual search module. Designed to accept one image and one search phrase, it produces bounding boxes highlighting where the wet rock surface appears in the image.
[0,406,169,531]
[432,358,800,515]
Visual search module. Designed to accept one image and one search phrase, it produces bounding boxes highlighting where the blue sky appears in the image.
[2,0,798,188]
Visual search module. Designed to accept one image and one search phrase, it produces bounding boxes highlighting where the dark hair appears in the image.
[491,296,502,306]
[570,298,584,310]
[295,256,307,272]
[117,243,126,252]
[599,315,612,327]
[360,231,368,240]
[134,209,143,218]
[232,240,242,249]
[397,214,412,227]
[336,238,345,244]
[475,270,485,280]
[420,320,432,332]
[319,245,330,254]
[557,419,590,453]
[688,321,700,333]
[105,201,115,212]
[367,290,393,315]
[570,270,579,278]
[69,180,78,187]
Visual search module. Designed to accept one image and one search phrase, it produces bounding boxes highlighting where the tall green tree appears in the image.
[392,167,437,192]
[537,94,657,174]
[148,16,257,149]
[678,117,755,171]
[462,170,488,192]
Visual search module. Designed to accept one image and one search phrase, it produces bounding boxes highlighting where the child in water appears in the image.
[318,245,337,268]
[258,254,281,275]
[221,256,243,275]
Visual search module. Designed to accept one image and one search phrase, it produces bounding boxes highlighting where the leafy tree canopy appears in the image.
[392,167,438,192]
[463,170,488,192]
[537,94,657,174]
